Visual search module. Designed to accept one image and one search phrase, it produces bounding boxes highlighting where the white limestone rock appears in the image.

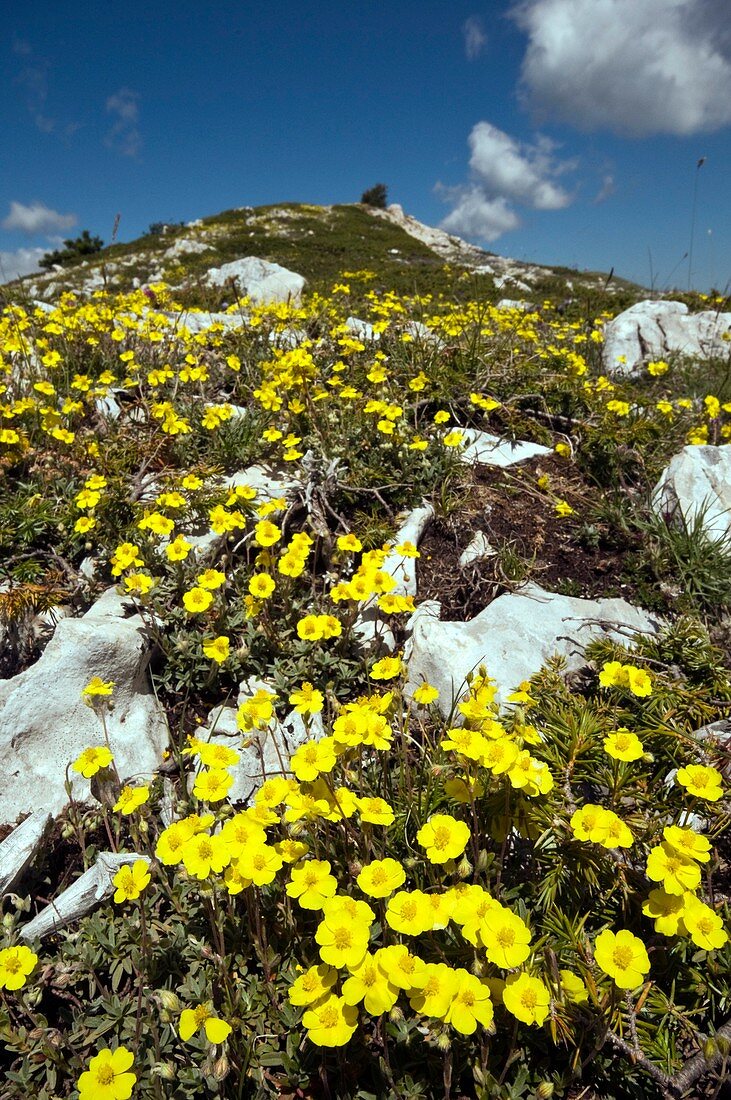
[404,583,658,713]
[353,504,433,653]
[163,237,211,261]
[204,257,305,304]
[496,299,535,312]
[195,680,324,805]
[459,531,496,569]
[0,588,169,824]
[652,445,731,538]
[20,852,149,941]
[460,428,551,468]
[381,504,434,597]
[0,810,52,897]
[603,300,731,376]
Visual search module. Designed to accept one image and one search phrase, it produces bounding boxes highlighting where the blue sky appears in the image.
[2,0,730,291]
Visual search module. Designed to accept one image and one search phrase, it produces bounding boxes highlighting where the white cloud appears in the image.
[468,122,574,209]
[438,120,576,243]
[511,0,731,136]
[105,88,141,157]
[441,189,521,241]
[594,174,616,204]
[463,16,487,60]
[2,201,77,235]
[0,247,46,283]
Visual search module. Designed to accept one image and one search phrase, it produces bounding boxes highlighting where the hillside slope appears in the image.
[16,201,642,310]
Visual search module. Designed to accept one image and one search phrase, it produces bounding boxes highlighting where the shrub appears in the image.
[360,183,388,209]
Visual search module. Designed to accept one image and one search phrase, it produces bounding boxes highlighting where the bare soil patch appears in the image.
[418,457,643,621]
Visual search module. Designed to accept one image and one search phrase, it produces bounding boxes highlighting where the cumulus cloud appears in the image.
[438,120,576,243]
[105,88,141,157]
[511,0,731,136]
[441,190,520,241]
[0,247,47,284]
[463,16,487,60]
[2,201,77,235]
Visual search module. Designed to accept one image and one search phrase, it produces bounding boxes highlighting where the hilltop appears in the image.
[16,200,642,313]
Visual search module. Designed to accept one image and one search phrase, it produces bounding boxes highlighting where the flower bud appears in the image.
[717,1036,731,1057]
[436,1030,452,1052]
[456,855,472,879]
[212,1054,230,1081]
[703,1038,718,1062]
[61,823,76,840]
[536,1084,555,1100]
[157,990,181,1014]
[152,1063,177,1082]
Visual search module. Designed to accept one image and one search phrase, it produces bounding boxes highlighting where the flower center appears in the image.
[97,1066,115,1086]
[612,946,634,970]
[334,928,352,950]
[497,927,515,948]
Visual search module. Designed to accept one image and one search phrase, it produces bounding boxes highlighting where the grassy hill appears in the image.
[15,201,644,317]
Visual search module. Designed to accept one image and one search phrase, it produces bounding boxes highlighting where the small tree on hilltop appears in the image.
[360,183,388,209]
[39,230,104,271]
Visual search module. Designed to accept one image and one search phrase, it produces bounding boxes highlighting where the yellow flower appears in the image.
[288,963,338,1006]
[676,764,724,801]
[0,945,38,991]
[357,796,395,826]
[416,814,471,864]
[249,573,275,599]
[603,729,644,761]
[502,973,550,1025]
[296,614,324,641]
[77,1047,136,1100]
[73,745,114,778]
[82,677,115,698]
[370,655,403,680]
[356,858,406,898]
[554,499,574,517]
[385,890,432,935]
[593,929,650,989]
[112,859,151,903]
[254,520,282,547]
[288,681,324,714]
[479,906,529,968]
[663,825,711,863]
[181,832,231,879]
[286,859,338,910]
[642,888,688,936]
[155,819,197,865]
[337,533,362,552]
[196,568,226,590]
[183,587,214,614]
[202,635,230,664]
[560,970,588,1004]
[165,534,192,561]
[193,767,234,803]
[315,911,371,968]
[302,993,359,1047]
[342,953,400,1016]
[445,969,494,1034]
[412,682,439,705]
[646,842,702,895]
[113,785,150,815]
[290,737,337,782]
[408,962,458,1018]
[121,572,153,597]
[683,897,729,951]
[235,843,284,885]
[179,1004,232,1044]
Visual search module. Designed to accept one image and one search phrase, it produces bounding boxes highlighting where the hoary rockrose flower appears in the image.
[0,945,38,991]
[593,929,650,989]
[77,1046,136,1100]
